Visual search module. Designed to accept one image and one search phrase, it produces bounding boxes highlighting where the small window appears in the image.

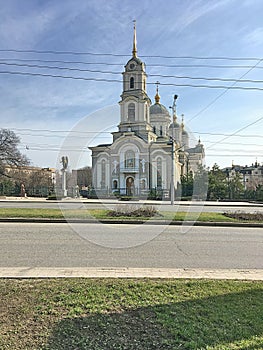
[101,160,106,189]
[157,157,162,188]
[130,77,134,89]
[128,103,135,122]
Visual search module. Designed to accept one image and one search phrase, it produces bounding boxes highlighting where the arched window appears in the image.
[101,160,106,189]
[141,179,146,190]
[160,125,163,136]
[113,180,118,190]
[125,150,135,168]
[153,126,156,134]
[130,77,134,89]
[128,103,135,122]
[157,157,162,188]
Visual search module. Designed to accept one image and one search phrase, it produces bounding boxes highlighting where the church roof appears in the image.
[169,121,180,129]
[150,102,169,115]
[126,56,143,66]
[150,86,169,116]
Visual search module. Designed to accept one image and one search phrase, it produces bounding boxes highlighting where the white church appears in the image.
[89,24,205,198]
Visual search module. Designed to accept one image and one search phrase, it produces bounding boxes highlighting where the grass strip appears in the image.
[0,279,262,349]
[0,208,238,222]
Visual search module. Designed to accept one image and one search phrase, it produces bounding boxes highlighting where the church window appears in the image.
[153,126,156,134]
[101,160,106,189]
[125,150,135,168]
[130,77,134,89]
[141,179,146,190]
[128,103,135,122]
[160,125,163,136]
[113,180,118,190]
[157,157,162,188]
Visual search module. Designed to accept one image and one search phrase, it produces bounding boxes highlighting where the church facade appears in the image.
[89,25,205,198]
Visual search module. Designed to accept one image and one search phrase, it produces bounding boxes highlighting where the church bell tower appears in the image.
[115,21,154,143]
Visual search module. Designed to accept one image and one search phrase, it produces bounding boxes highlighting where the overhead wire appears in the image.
[0,48,262,61]
[188,58,263,122]
[1,49,263,162]
[8,126,263,138]
[1,61,263,84]
[1,70,263,91]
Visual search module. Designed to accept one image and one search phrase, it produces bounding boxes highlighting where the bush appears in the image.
[107,205,159,218]
[223,211,263,221]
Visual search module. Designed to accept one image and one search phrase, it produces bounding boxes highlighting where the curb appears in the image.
[0,217,262,227]
[0,198,263,207]
[1,267,263,280]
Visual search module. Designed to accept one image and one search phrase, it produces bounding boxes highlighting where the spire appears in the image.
[132,20,137,58]
[155,81,160,103]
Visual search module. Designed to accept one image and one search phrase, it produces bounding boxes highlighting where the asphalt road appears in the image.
[1,222,262,269]
[0,199,263,213]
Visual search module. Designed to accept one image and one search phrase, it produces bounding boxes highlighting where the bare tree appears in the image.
[0,129,30,176]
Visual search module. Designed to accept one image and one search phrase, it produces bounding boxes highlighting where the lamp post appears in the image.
[169,95,178,205]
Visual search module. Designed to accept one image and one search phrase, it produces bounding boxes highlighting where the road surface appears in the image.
[0,199,262,213]
[0,222,262,270]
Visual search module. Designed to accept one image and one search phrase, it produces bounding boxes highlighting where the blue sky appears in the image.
[0,0,262,170]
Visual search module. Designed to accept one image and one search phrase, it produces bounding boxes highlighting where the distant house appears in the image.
[223,161,263,190]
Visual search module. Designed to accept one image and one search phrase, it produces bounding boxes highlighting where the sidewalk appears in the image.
[1,196,263,207]
[1,267,263,280]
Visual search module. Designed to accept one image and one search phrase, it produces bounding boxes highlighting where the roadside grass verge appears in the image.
[0,279,262,350]
[0,207,238,222]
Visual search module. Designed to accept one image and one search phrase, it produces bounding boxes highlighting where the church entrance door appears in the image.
[126,176,134,196]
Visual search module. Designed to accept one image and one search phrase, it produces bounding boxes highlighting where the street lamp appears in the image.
[169,95,178,205]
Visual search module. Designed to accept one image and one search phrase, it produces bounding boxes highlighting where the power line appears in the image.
[0,48,262,61]
[0,70,122,83]
[151,73,263,84]
[0,61,120,75]
[1,61,263,84]
[202,140,263,147]
[8,127,263,138]
[1,57,263,70]
[1,70,263,91]
[188,58,263,122]
[205,154,263,157]
[207,116,263,150]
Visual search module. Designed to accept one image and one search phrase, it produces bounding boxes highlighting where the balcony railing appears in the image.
[119,166,139,173]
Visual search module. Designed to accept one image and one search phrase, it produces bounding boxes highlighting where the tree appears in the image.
[0,129,29,172]
[180,172,193,197]
[208,164,228,200]
[0,129,30,195]
[192,165,209,200]
[75,167,92,188]
[228,172,244,199]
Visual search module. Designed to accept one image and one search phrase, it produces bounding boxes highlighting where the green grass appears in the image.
[0,207,239,222]
[0,279,262,349]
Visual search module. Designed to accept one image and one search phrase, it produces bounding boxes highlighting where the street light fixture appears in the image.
[169,95,178,205]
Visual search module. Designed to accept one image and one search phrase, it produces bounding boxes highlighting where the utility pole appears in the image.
[169,95,178,206]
